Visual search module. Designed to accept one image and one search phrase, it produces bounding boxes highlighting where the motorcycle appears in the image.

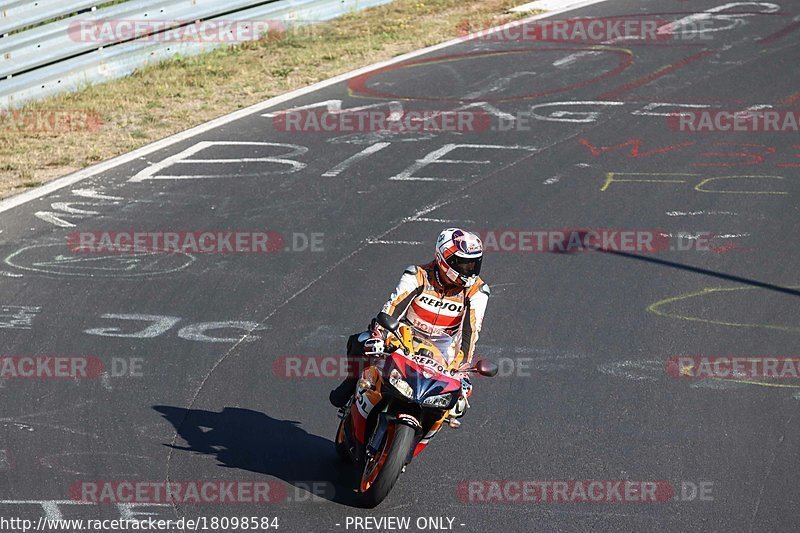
[335,312,498,507]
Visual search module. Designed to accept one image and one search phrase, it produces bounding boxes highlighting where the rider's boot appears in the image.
[329,333,363,408]
[329,377,357,408]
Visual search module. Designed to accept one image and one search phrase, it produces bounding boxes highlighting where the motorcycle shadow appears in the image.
[153,405,362,506]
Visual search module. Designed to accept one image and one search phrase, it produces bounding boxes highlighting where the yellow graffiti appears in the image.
[721,378,800,389]
[602,172,791,194]
[601,172,696,192]
[655,288,800,391]
[695,175,788,195]
[648,286,800,333]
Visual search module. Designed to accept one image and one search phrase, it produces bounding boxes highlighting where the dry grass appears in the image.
[0,0,534,199]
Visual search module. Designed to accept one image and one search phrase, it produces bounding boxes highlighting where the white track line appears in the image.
[406,217,474,223]
[666,210,738,216]
[511,0,596,12]
[366,239,424,245]
[0,0,610,215]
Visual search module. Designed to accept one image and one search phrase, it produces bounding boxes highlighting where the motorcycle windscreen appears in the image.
[410,327,459,366]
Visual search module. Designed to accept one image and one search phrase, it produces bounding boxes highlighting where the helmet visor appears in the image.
[446,254,481,277]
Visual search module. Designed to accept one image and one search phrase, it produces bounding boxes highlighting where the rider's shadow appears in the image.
[153,405,360,506]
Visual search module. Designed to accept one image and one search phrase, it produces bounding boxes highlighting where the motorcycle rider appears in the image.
[329,228,490,421]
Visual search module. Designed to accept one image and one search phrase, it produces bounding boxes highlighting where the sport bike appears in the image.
[335,312,497,507]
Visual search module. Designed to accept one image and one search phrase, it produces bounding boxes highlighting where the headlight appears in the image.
[389,369,413,398]
[422,393,453,408]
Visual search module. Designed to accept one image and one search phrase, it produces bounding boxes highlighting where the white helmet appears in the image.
[434,228,483,287]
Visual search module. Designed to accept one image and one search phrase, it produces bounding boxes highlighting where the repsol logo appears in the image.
[418,295,463,313]
[412,355,447,375]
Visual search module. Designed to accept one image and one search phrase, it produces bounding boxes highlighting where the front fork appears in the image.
[366,412,391,461]
[370,405,430,468]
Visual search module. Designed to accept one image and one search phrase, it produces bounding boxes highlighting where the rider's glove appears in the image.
[363,337,385,357]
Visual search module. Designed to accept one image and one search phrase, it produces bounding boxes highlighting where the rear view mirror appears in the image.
[474,359,498,377]
[376,312,400,333]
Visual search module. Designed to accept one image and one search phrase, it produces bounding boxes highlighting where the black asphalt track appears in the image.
[1,0,799,531]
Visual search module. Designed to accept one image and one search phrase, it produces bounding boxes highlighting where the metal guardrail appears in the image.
[0,0,393,109]
[0,0,102,35]
[1,0,272,79]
